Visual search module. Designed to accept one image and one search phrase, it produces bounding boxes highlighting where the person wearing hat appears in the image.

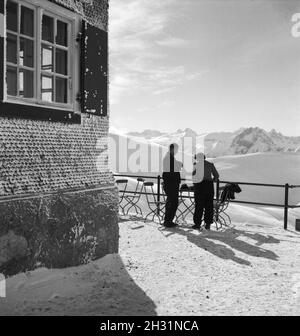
[192,153,219,230]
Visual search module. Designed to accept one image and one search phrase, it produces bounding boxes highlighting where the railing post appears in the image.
[157,175,161,216]
[284,183,289,230]
[215,179,220,221]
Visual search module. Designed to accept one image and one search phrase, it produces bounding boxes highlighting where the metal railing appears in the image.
[114,174,300,230]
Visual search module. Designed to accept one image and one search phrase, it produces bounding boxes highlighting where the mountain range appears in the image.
[126,127,300,157]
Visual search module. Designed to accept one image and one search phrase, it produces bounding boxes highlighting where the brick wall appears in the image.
[0,115,114,196]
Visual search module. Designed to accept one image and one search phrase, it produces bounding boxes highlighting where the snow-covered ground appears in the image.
[212,152,300,205]
[0,204,299,316]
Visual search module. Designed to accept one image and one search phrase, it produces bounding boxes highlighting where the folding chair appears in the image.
[143,181,166,224]
[176,184,195,223]
[115,179,128,215]
[213,187,231,229]
[123,177,145,216]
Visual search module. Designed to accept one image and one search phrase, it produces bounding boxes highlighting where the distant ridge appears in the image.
[127,129,166,139]
[122,127,300,156]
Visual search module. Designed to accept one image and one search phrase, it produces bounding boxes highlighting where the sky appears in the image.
[109,0,300,136]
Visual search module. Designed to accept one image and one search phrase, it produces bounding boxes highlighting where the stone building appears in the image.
[0,0,118,275]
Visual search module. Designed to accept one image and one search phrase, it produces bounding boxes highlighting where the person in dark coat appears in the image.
[162,143,183,227]
[192,153,219,230]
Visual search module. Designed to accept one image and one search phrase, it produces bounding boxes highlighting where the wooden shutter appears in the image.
[81,22,108,116]
[0,2,4,102]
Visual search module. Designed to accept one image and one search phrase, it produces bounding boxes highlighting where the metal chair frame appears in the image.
[123,178,145,216]
[213,188,232,230]
[116,179,129,215]
[143,181,166,224]
[176,185,195,223]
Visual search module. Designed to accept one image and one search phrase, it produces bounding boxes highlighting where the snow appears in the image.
[0,253,156,316]
[212,152,300,205]
[0,203,300,316]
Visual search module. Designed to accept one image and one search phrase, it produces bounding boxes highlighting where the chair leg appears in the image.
[214,213,221,230]
[145,209,163,225]
[137,205,143,216]
[223,212,232,225]
[144,212,151,222]
[214,219,221,230]
[149,211,160,224]
[175,205,185,223]
[145,211,153,221]
[119,202,126,216]
[214,209,224,230]
[145,209,157,222]
[178,201,193,223]
[219,214,227,227]
[125,202,136,216]
[133,204,143,217]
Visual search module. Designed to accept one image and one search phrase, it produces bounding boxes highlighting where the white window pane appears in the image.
[41,45,53,72]
[7,33,17,64]
[55,49,68,75]
[20,6,34,37]
[6,0,18,32]
[41,75,53,101]
[42,15,54,42]
[7,66,17,96]
[56,78,68,103]
[20,38,34,67]
[19,70,34,98]
[56,21,68,46]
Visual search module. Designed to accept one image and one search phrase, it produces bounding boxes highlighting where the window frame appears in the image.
[3,0,80,113]
[6,1,36,100]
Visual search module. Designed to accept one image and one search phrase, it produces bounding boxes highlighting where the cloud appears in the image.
[110,0,191,103]
[156,37,190,48]
[159,100,175,109]
[109,73,139,105]
[153,87,175,95]
[109,125,128,135]
[186,70,210,81]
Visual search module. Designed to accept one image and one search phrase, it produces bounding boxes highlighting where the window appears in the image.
[4,0,79,110]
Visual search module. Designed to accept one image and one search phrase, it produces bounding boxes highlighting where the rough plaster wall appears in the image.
[0,115,114,196]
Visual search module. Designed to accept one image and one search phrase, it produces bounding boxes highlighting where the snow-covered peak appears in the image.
[122,127,300,157]
[229,127,276,154]
[127,129,166,139]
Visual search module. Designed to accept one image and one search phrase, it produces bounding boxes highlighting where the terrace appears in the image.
[114,174,300,230]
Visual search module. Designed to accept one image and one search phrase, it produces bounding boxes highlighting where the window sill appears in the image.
[5,96,75,111]
[0,100,81,124]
